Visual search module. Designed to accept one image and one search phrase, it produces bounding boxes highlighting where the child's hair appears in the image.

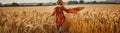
[57,0,63,5]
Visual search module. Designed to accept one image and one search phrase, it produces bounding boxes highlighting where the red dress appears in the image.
[52,5,84,30]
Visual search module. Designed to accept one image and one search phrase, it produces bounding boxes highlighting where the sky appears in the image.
[0,0,106,4]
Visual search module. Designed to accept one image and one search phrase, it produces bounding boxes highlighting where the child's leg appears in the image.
[60,17,65,27]
[59,18,65,33]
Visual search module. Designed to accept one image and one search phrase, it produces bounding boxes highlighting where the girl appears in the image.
[51,0,84,32]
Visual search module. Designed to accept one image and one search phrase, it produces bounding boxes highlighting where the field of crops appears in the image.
[0,4,120,33]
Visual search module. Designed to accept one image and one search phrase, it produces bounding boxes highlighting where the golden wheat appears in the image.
[0,4,120,33]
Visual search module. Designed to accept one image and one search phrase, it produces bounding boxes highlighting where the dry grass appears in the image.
[0,4,120,33]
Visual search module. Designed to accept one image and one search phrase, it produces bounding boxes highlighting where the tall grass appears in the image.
[0,4,120,33]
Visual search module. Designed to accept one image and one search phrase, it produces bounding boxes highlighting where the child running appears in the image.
[51,0,84,33]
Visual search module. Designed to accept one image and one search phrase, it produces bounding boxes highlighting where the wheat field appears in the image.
[0,4,120,33]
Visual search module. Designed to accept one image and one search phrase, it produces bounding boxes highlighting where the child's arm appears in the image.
[62,5,69,12]
[51,7,57,16]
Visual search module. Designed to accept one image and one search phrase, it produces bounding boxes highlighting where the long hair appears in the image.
[57,0,63,5]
